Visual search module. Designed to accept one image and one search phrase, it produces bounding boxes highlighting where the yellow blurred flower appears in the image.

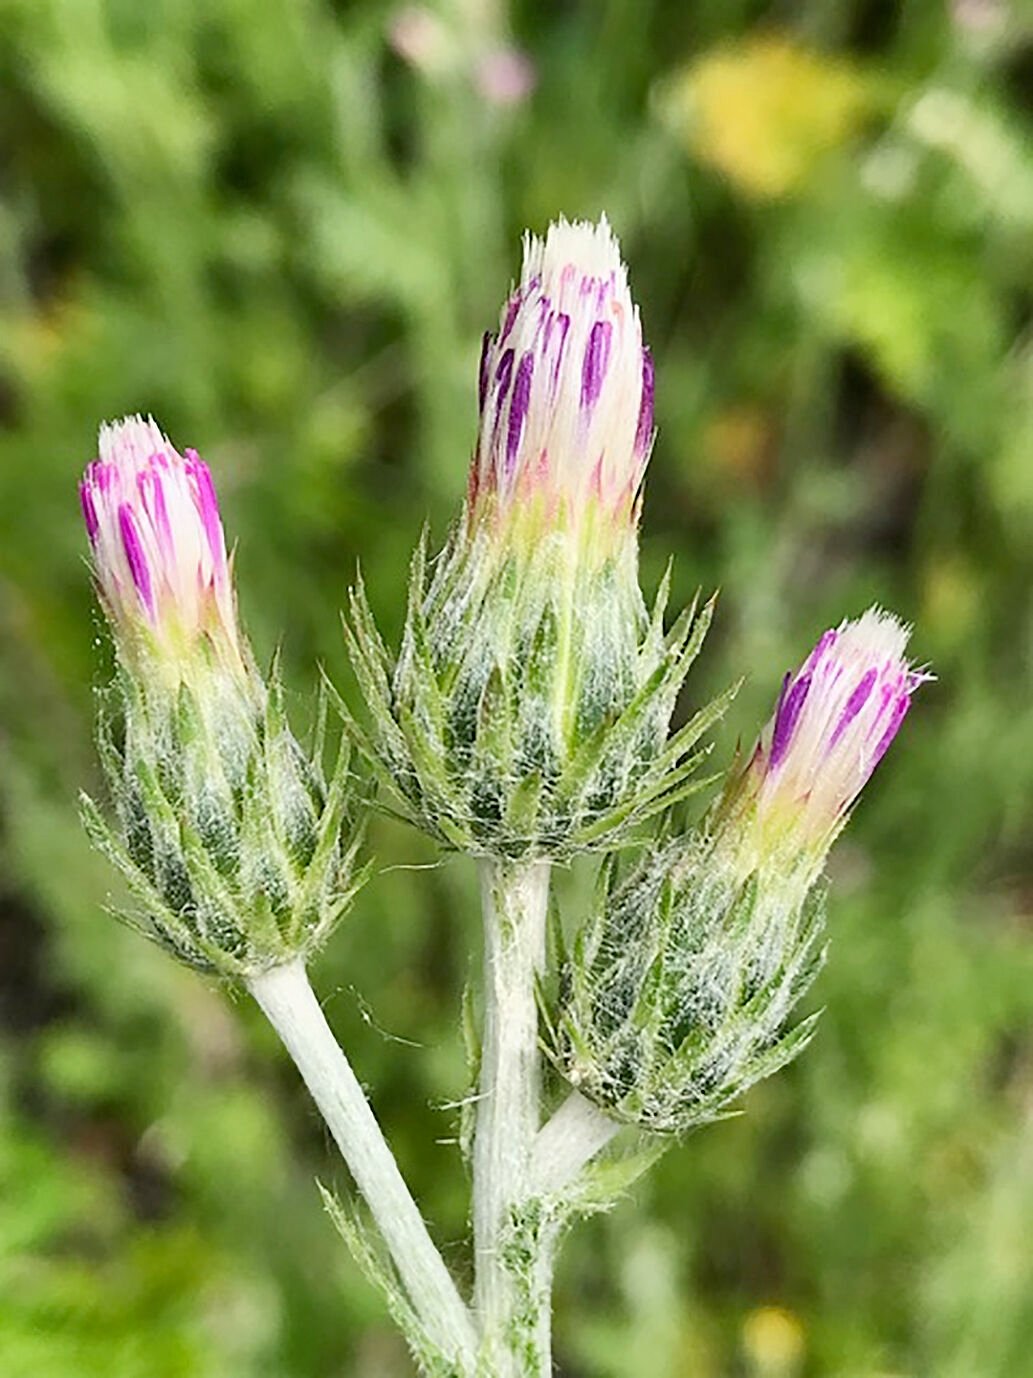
[660,35,874,199]
[741,1304,806,1376]
[704,404,775,490]
[921,554,981,651]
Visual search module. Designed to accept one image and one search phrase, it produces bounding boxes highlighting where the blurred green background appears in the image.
[2,1,1033,1374]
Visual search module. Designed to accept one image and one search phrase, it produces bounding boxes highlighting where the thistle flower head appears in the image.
[552,607,928,1131]
[344,215,723,859]
[80,416,241,672]
[80,417,363,978]
[730,608,926,863]
[469,215,653,536]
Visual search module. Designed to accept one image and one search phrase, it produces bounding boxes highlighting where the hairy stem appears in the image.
[248,959,477,1371]
[473,858,552,1375]
[530,1091,621,1197]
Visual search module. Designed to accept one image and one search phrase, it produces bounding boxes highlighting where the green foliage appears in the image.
[319,1184,463,1378]
[0,1065,271,1378]
[1,0,1032,1375]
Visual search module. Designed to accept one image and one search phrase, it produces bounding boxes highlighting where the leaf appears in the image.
[317,1183,450,1377]
[742,1009,824,1087]
[645,559,676,651]
[649,679,740,776]
[505,769,542,842]
[565,1135,668,1217]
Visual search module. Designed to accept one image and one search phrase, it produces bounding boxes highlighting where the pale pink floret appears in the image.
[80,416,239,660]
[751,608,927,845]
[471,216,653,521]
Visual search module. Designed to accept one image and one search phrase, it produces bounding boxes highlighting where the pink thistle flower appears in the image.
[469,216,654,535]
[732,608,928,860]
[80,416,242,669]
[473,48,536,107]
[387,6,454,76]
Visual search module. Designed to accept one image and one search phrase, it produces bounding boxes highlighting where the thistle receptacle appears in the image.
[80,416,364,977]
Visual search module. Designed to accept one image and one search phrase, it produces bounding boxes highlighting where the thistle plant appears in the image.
[77,220,926,1377]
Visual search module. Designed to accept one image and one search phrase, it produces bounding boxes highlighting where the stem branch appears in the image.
[530,1091,621,1198]
[473,858,551,1375]
[248,959,476,1370]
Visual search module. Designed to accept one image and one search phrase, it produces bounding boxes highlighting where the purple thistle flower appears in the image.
[746,608,928,850]
[80,416,241,665]
[470,216,653,526]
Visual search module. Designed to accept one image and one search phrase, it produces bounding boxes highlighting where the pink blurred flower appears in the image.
[387,6,454,76]
[388,6,535,107]
[473,47,537,107]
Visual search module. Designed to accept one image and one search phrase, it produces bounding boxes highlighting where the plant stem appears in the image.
[530,1091,621,1197]
[247,959,477,1372]
[473,858,552,1375]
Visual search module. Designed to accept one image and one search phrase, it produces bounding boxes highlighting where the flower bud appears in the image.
[721,608,927,874]
[81,417,364,977]
[469,215,653,550]
[550,609,925,1134]
[80,416,243,677]
[345,219,724,858]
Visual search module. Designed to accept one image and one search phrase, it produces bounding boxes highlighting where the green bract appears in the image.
[548,836,826,1133]
[81,650,366,978]
[343,518,733,860]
